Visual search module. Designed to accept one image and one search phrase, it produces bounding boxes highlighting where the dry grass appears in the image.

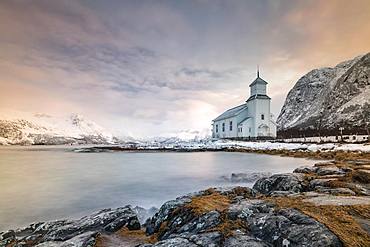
[267,196,370,247]
[228,148,370,161]
[94,227,149,247]
[352,170,370,184]
[185,192,231,216]
[208,218,247,239]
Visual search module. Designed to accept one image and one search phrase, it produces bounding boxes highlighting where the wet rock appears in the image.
[1,206,140,247]
[143,237,198,247]
[253,173,306,195]
[42,206,140,241]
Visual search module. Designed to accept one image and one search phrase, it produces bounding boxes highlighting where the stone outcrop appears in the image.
[139,187,342,247]
[252,173,306,195]
[0,206,140,246]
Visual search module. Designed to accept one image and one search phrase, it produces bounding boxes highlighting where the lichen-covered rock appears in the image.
[163,210,221,239]
[229,199,342,247]
[143,237,198,247]
[253,173,306,195]
[145,196,193,235]
[224,231,271,247]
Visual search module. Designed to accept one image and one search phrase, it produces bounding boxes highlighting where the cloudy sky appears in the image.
[0,0,370,137]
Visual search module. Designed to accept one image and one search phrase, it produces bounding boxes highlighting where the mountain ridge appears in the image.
[0,111,117,145]
[277,53,370,138]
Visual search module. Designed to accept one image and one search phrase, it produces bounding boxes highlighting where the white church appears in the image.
[212,70,276,139]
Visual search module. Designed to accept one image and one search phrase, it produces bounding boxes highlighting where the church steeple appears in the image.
[249,66,268,97]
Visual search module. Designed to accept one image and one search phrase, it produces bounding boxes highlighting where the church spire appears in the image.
[257,65,260,78]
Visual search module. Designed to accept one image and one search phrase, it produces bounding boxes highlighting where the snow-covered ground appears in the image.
[133,139,370,153]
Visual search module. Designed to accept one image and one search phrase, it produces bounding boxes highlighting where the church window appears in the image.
[222,123,225,132]
[249,127,251,133]
[261,114,265,120]
[215,124,218,133]
[229,121,233,131]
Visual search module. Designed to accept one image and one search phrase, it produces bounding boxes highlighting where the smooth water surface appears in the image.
[0,146,314,230]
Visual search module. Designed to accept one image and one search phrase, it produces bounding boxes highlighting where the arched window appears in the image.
[261,114,265,120]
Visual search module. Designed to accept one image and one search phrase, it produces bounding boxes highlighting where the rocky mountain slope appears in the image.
[277,53,370,137]
[0,110,117,145]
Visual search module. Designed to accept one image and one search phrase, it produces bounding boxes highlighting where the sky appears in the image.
[0,0,370,137]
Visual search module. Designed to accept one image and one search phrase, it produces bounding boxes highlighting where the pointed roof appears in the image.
[213,103,247,122]
[249,67,268,87]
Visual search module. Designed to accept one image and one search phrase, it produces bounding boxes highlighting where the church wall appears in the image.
[254,98,273,137]
[212,116,238,138]
[270,119,277,138]
[246,100,257,137]
[238,118,253,138]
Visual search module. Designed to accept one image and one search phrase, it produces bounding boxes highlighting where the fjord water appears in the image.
[0,146,314,231]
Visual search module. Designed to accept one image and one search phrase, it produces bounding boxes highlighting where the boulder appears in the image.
[253,173,306,195]
[293,166,318,174]
[308,178,337,190]
[229,199,342,247]
[316,166,345,176]
[145,196,192,235]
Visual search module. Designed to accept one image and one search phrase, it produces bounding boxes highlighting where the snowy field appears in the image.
[136,139,370,153]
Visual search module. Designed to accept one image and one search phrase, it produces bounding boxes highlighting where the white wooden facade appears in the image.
[212,72,276,139]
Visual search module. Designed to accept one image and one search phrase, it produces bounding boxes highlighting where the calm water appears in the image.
[0,146,314,231]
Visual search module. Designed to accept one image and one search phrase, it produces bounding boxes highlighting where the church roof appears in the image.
[246,94,271,102]
[249,76,268,87]
[213,103,247,122]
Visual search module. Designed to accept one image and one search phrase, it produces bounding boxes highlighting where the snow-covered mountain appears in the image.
[277,53,370,137]
[0,110,117,145]
[132,129,211,147]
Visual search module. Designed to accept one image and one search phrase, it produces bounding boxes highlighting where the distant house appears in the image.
[212,70,276,139]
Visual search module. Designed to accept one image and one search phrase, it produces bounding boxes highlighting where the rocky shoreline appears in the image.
[1,157,369,246]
